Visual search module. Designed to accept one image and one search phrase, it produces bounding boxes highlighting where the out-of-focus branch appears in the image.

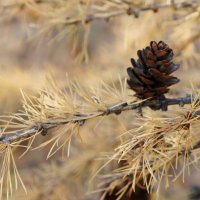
[66,1,198,24]
[176,32,200,52]
[0,94,198,145]
[0,1,198,23]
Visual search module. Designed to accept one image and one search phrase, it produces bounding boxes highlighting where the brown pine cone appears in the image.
[127,41,180,99]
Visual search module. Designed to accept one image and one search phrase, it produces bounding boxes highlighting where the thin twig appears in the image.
[0,94,198,145]
[0,1,198,23]
[69,1,198,24]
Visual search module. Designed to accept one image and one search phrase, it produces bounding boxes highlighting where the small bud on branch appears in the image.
[0,94,198,145]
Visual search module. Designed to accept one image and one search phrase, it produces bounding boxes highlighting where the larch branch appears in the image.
[68,1,198,25]
[0,94,198,145]
[0,1,198,24]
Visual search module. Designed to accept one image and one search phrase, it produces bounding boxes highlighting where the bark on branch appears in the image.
[0,94,198,145]
[1,1,197,25]
[69,1,198,25]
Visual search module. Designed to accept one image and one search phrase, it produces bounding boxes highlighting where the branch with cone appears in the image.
[0,41,199,146]
[0,40,200,200]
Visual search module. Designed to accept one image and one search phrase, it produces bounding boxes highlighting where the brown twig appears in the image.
[0,1,198,23]
[68,1,198,25]
[0,94,198,145]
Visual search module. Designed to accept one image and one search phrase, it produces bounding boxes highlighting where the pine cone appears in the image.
[127,41,180,99]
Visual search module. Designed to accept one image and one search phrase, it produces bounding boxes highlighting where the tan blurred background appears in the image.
[1,0,200,199]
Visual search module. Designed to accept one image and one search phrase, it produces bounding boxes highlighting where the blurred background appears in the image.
[1,0,200,199]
